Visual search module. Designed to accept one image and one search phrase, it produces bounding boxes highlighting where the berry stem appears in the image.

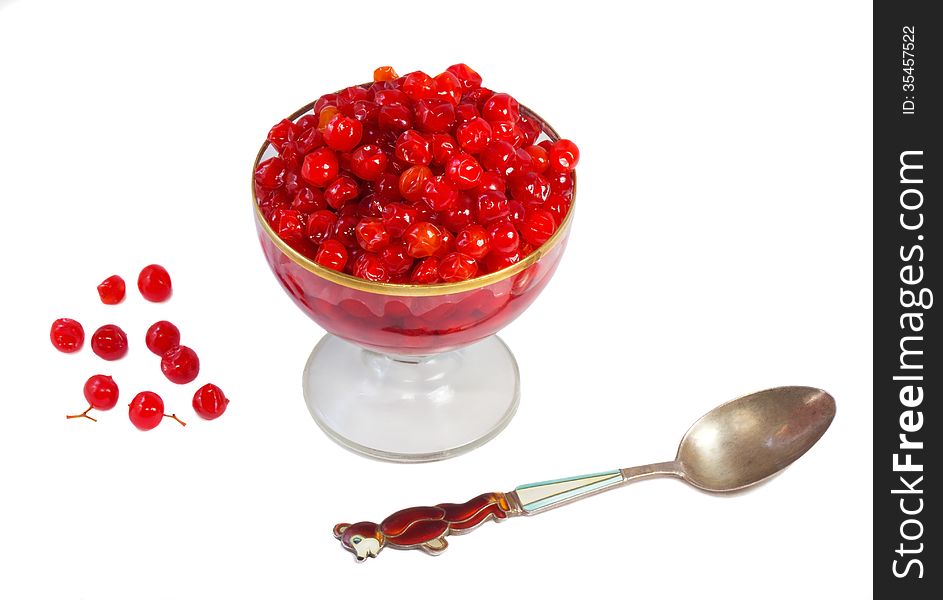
[66,407,98,422]
[165,413,187,427]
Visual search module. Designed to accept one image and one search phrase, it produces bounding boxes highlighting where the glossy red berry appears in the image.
[402,71,437,101]
[192,384,229,420]
[455,117,493,154]
[91,324,128,361]
[455,225,491,260]
[322,115,363,152]
[351,252,389,281]
[404,222,444,258]
[446,63,482,92]
[509,171,551,204]
[349,144,389,181]
[421,175,458,211]
[394,130,432,165]
[438,252,478,282]
[50,318,84,353]
[430,133,460,165]
[138,264,172,302]
[483,249,522,273]
[479,140,516,173]
[545,195,571,226]
[96,275,126,305]
[445,153,482,190]
[84,374,119,410]
[160,345,200,385]
[291,187,326,213]
[274,209,305,244]
[305,209,337,244]
[377,103,413,131]
[145,321,181,356]
[380,202,420,238]
[254,157,286,189]
[267,119,299,150]
[301,148,340,187]
[434,71,462,105]
[524,145,549,173]
[481,93,520,123]
[410,257,441,283]
[315,239,348,271]
[355,217,391,252]
[491,121,525,147]
[488,220,521,254]
[332,213,360,248]
[549,139,580,172]
[129,391,185,431]
[379,243,414,276]
[398,165,432,202]
[324,175,360,209]
[520,208,557,246]
[476,190,511,223]
[414,99,456,133]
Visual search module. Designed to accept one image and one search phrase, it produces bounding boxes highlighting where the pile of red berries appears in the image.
[51,265,230,430]
[255,64,579,283]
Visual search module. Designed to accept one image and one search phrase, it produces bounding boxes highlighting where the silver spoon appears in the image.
[333,386,836,561]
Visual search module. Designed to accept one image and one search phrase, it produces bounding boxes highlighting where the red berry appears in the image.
[402,71,437,101]
[84,374,119,410]
[410,257,441,283]
[445,153,482,190]
[524,145,549,173]
[398,165,432,202]
[488,220,521,254]
[374,88,409,107]
[477,190,511,223]
[476,171,505,193]
[349,144,389,180]
[491,121,525,147]
[479,140,516,173]
[404,222,444,258]
[394,130,432,166]
[192,384,229,420]
[145,321,181,356]
[381,202,420,238]
[97,275,126,305]
[420,175,458,211]
[254,157,286,189]
[355,217,391,252]
[267,119,300,150]
[435,228,456,258]
[315,239,348,271]
[517,113,542,146]
[305,209,337,244]
[332,213,360,248]
[138,264,172,302]
[434,71,462,105]
[129,391,185,431]
[50,318,84,353]
[482,93,520,123]
[545,195,570,226]
[483,249,522,273]
[509,171,551,204]
[91,324,128,361]
[274,209,305,244]
[379,242,414,276]
[377,103,413,131]
[520,208,557,246]
[301,148,340,187]
[161,345,200,385]
[324,175,360,209]
[549,139,580,172]
[351,252,389,281]
[455,225,491,260]
[455,117,493,154]
[291,187,326,213]
[430,133,460,165]
[548,169,574,198]
[414,98,456,133]
[445,63,482,92]
[322,115,363,152]
[438,252,478,282]
[439,194,475,232]
[373,66,399,82]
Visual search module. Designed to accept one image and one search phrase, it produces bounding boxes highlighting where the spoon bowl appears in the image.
[676,386,836,492]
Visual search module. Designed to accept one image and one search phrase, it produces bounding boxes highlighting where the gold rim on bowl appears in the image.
[252,98,575,297]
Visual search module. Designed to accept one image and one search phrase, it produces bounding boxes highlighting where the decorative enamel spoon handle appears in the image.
[333,461,681,561]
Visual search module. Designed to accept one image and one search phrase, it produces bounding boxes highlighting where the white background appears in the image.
[0,1,872,598]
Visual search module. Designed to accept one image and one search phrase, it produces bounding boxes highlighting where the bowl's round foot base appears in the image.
[303,334,520,463]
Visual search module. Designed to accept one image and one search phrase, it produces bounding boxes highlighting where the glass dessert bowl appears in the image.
[253,101,574,462]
